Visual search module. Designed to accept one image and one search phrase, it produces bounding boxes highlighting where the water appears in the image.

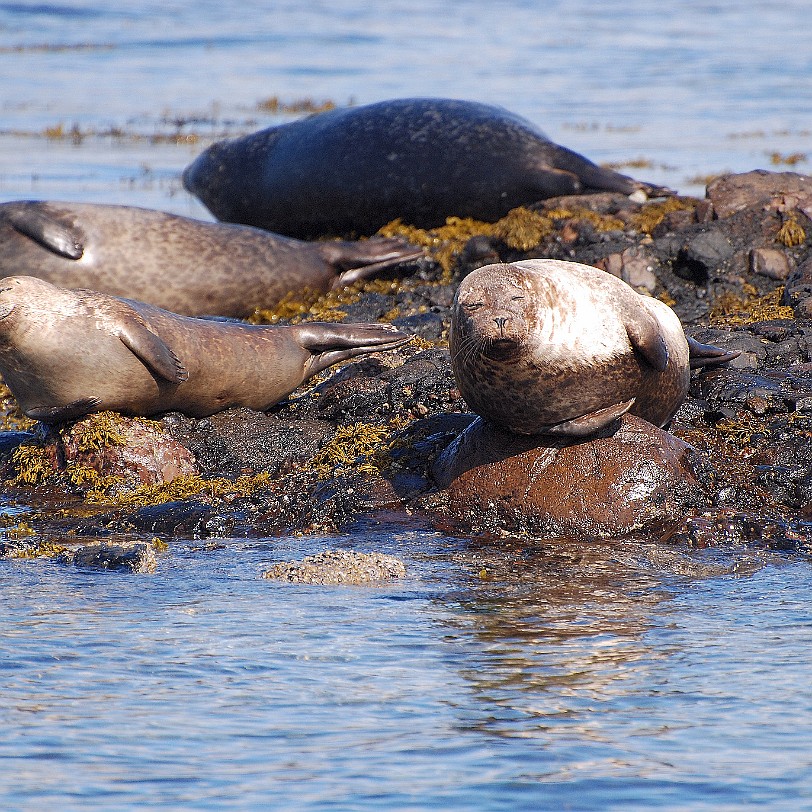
[1,1,812,808]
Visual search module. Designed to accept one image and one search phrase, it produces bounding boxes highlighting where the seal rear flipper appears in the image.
[625,311,669,371]
[687,337,742,369]
[292,322,410,375]
[545,143,674,198]
[292,322,409,353]
[539,398,636,437]
[5,204,84,260]
[26,397,101,424]
[117,319,189,384]
[317,239,424,287]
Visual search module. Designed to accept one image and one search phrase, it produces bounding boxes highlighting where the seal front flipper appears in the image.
[117,318,189,384]
[624,310,669,371]
[5,203,84,260]
[538,399,636,438]
[687,337,741,369]
[291,322,410,375]
[26,397,102,424]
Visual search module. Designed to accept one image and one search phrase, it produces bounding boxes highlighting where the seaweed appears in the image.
[709,286,794,326]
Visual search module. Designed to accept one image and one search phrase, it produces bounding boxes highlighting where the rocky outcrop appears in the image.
[1,170,811,560]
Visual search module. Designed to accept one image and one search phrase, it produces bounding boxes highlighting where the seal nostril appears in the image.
[494,316,508,336]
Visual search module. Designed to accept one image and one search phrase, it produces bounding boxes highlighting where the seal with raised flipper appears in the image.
[182,97,673,240]
[0,201,423,318]
[449,259,738,436]
[0,276,410,423]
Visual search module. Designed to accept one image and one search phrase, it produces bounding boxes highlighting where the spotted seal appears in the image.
[0,201,423,318]
[182,97,673,239]
[0,276,410,423]
[449,259,738,436]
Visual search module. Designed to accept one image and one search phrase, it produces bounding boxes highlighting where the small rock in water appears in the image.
[263,549,406,585]
[57,539,158,573]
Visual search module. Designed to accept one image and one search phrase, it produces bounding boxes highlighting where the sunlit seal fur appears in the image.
[0,201,422,318]
[182,97,673,239]
[0,276,410,423]
[449,259,738,436]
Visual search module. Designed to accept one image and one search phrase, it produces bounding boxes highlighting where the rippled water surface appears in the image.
[1,1,812,808]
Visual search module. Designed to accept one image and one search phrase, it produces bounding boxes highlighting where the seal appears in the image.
[449,259,738,436]
[182,97,673,239]
[0,276,410,423]
[0,201,423,318]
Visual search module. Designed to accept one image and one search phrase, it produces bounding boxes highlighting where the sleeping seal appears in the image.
[0,201,423,318]
[0,276,410,423]
[182,97,673,239]
[449,259,738,436]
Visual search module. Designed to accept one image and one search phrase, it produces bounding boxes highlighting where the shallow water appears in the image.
[1,1,812,809]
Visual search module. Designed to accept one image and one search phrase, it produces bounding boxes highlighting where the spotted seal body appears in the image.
[0,201,422,318]
[0,276,410,423]
[182,97,673,239]
[450,259,737,436]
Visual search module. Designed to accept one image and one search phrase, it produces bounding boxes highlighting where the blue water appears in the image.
[1,2,812,809]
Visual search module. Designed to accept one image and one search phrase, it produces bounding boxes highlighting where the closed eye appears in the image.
[511,295,525,301]
[464,302,484,311]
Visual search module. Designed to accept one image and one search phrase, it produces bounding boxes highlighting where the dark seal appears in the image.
[182,97,673,239]
[0,201,422,318]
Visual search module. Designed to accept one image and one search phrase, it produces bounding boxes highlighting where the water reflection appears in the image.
[435,536,795,774]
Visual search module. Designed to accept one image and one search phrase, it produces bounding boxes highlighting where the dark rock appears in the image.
[694,364,812,415]
[391,311,446,342]
[289,348,465,424]
[339,292,394,323]
[162,408,334,477]
[0,430,37,462]
[57,539,157,573]
[666,510,812,552]
[782,256,812,311]
[674,228,734,283]
[122,499,217,536]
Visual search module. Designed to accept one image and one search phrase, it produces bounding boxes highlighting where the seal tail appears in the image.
[317,238,425,287]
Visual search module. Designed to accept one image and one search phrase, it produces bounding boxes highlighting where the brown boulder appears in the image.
[57,413,198,489]
[707,170,812,219]
[432,414,707,539]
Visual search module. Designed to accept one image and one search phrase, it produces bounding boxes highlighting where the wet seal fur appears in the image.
[182,97,673,239]
[449,259,738,436]
[0,276,410,423]
[0,201,423,318]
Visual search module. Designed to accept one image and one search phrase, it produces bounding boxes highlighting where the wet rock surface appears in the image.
[432,415,707,539]
[263,548,406,585]
[2,170,812,563]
